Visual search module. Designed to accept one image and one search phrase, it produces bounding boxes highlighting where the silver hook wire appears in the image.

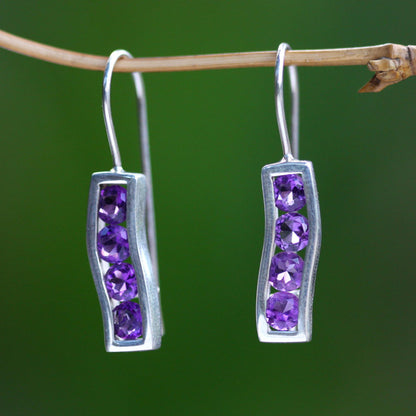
[275,43,299,160]
[102,49,158,282]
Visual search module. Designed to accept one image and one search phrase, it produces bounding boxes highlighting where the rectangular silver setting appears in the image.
[256,160,321,343]
[87,171,162,352]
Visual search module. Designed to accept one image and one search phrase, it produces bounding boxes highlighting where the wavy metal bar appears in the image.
[256,160,321,343]
[87,171,162,352]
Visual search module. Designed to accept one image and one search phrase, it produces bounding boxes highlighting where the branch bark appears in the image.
[359,44,416,92]
[0,29,414,92]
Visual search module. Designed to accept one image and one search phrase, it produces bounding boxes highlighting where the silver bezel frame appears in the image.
[87,171,162,352]
[256,160,321,343]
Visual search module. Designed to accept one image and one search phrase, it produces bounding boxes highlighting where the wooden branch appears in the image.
[0,29,414,92]
[359,44,416,92]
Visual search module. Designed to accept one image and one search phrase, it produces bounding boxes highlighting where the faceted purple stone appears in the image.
[99,185,127,224]
[97,225,129,263]
[266,292,299,331]
[113,301,142,340]
[273,174,305,212]
[269,252,304,291]
[275,212,309,252]
[104,262,137,301]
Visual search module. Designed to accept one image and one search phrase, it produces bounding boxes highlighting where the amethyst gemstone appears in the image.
[273,174,306,212]
[269,252,304,291]
[97,225,129,263]
[104,262,138,301]
[275,213,309,252]
[266,292,299,331]
[99,185,127,224]
[113,301,142,340]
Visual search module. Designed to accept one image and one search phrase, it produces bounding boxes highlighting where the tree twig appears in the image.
[0,29,414,92]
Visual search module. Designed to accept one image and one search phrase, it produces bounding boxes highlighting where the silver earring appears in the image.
[256,43,321,343]
[86,50,163,352]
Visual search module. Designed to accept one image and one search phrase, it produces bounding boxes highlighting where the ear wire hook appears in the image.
[275,43,299,160]
[102,49,159,282]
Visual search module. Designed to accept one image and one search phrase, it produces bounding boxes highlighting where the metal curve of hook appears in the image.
[275,43,299,160]
[103,49,147,172]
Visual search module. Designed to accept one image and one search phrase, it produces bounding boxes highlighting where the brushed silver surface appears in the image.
[87,171,162,352]
[256,160,321,343]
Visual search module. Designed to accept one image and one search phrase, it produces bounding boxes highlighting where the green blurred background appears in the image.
[1,1,415,415]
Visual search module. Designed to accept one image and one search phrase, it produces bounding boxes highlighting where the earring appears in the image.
[256,43,321,343]
[86,50,163,352]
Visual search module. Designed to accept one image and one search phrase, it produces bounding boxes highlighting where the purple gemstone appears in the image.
[273,174,305,212]
[113,301,142,340]
[269,252,304,291]
[275,213,309,252]
[104,262,138,301]
[99,185,127,224]
[266,292,299,331]
[97,225,129,263]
